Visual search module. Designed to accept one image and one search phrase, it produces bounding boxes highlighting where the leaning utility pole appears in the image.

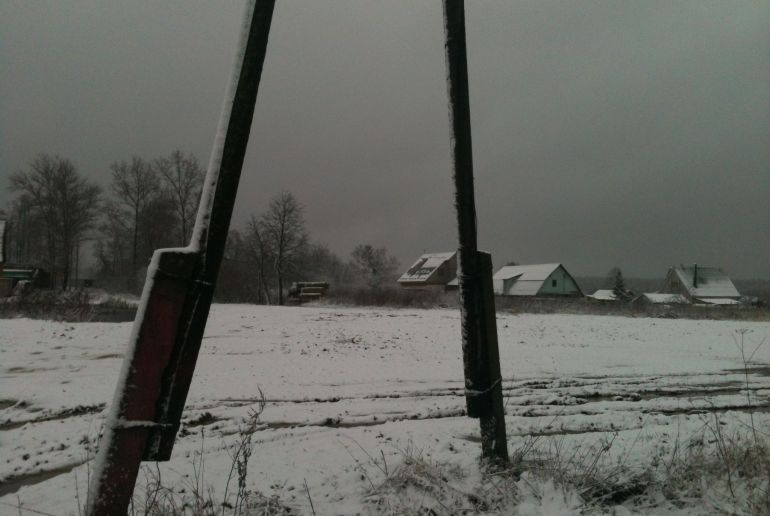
[87,1,276,513]
[443,0,509,463]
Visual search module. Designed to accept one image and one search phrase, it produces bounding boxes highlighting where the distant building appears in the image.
[398,251,457,289]
[660,264,740,304]
[493,263,582,297]
[587,289,618,302]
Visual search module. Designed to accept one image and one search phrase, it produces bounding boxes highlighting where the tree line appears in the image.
[218,193,400,304]
[3,152,399,302]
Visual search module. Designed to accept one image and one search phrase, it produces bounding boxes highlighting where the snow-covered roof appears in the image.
[398,252,456,283]
[494,263,561,281]
[588,289,617,301]
[672,266,739,299]
[637,293,688,304]
[0,220,6,263]
[493,263,569,296]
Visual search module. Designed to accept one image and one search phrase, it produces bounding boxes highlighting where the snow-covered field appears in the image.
[1,305,769,514]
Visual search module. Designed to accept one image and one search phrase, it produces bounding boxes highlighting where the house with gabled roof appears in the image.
[659,264,740,305]
[493,263,582,297]
[398,251,457,289]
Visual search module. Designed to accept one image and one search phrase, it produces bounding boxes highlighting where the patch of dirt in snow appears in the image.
[0,404,105,431]
[723,365,770,377]
[90,353,123,360]
[0,461,86,497]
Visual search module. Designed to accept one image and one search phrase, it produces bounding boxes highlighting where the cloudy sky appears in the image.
[2,1,768,279]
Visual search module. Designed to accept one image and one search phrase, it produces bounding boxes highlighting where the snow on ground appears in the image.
[1,305,768,514]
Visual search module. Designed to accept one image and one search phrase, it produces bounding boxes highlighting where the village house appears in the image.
[492,263,582,297]
[658,264,740,305]
[397,251,457,289]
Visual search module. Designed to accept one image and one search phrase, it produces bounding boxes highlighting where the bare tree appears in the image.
[260,191,308,305]
[247,215,274,304]
[9,154,100,289]
[350,244,399,288]
[216,229,260,302]
[109,157,159,287]
[1,197,47,267]
[155,150,205,246]
[95,202,131,280]
[301,243,354,286]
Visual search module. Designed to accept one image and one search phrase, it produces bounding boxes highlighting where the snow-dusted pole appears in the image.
[87,1,275,513]
[443,0,508,464]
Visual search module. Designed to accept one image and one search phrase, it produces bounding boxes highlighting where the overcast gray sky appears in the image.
[2,1,768,279]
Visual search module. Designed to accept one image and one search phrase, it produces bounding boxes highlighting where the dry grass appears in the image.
[322,286,457,309]
[356,426,769,515]
[320,287,769,321]
[123,396,299,516]
[358,442,519,515]
[656,426,770,514]
[496,296,770,321]
[0,288,137,321]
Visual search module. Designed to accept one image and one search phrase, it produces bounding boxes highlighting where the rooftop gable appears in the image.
[493,263,561,282]
[398,251,456,283]
[673,266,739,298]
[588,289,617,301]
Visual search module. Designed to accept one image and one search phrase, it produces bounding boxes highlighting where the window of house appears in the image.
[552,279,557,287]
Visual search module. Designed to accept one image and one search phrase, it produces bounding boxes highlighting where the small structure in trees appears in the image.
[397,251,457,289]
[288,281,329,304]
[659,264,740,304]
[493,263,582,297]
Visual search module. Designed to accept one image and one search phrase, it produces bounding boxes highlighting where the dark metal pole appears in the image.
[443,0,509,464]
[87,1,276,513]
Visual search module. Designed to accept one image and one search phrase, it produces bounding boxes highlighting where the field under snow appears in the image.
[1,305,769,514]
